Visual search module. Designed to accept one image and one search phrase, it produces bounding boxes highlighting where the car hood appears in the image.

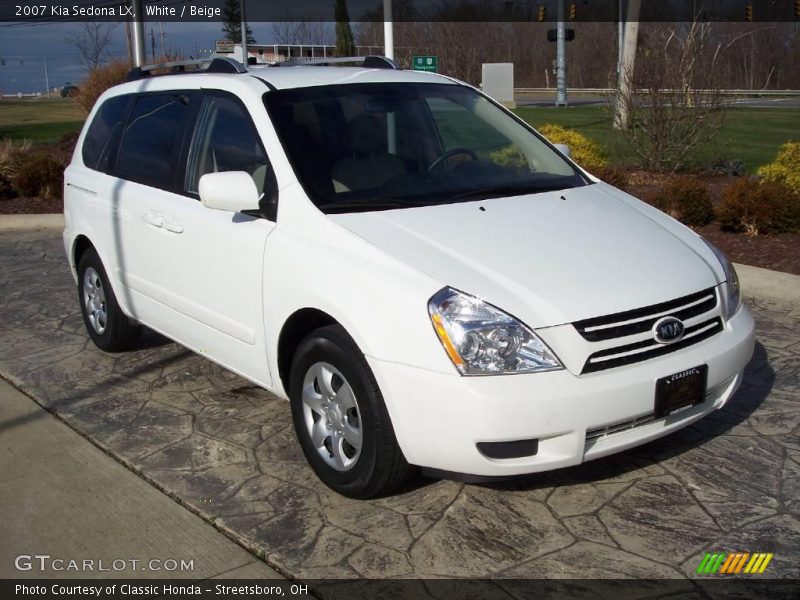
[329,183,721,328]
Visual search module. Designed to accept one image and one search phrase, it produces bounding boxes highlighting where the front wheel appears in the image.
[77,248,141,352]
[289,325,414,498]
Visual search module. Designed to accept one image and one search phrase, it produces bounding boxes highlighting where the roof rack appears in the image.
[126,57,247,81]
[271,55,399,70]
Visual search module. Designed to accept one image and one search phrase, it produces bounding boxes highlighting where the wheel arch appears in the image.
[277,308,341,397]
[71,234,95,273]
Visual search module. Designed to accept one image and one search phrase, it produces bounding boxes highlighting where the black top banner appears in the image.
[2,0,800,23]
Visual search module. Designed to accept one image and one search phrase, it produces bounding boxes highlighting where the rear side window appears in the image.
[82,95,130,173]
[116,93,191,189]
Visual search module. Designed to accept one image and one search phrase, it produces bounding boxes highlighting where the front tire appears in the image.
[77,248,140,352]
[289,325,414,498]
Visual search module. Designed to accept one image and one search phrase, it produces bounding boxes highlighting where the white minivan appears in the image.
[64,57,755,498]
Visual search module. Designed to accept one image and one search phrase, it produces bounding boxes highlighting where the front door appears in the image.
[114,91,275,385]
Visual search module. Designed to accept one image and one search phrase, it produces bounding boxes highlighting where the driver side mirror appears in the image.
[199,171,260,214]
[554,144,571,158]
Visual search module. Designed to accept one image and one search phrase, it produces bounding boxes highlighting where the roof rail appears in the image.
[126,57,247,81]
[271,55,400,70]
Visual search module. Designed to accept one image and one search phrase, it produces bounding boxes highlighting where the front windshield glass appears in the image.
[264,82,587,213]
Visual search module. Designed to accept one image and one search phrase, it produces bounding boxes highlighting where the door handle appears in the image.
[142,212,163,228]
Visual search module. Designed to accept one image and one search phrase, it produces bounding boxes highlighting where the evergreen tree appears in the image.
[222,0,255,44]
[334,0,356,56]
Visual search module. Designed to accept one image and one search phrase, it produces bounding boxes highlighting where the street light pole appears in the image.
[240,0,248,64]
[131,0,145,66]
[556,0,567,106]
[383,0,394,60]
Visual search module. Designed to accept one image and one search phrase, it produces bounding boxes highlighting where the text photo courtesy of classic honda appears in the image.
[63,56,755,498]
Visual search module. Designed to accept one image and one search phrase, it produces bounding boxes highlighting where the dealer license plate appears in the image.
[655,365,708,419]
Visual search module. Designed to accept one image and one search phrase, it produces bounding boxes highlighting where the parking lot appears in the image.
[1,229,798,584]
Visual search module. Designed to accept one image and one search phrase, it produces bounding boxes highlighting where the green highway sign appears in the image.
[412,56,438,73]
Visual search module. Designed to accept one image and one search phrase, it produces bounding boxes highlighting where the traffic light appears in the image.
[745,4,752,21]
[537,6,546,21]
[569,3,576,20]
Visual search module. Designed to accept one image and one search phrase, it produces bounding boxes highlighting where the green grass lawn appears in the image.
[0,97,795,172]
[0,98,85,144]
[513,105,800,173]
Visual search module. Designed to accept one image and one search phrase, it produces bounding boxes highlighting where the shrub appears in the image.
[537,124,607,171]
[489,144,529,172]
[756,142,800,196]
[0,174,16,200]
[595,166,629,191]
[14,153,65,199]
[76,60,130,114]
[0,137,33,180]
[651,176,715,226]
[717,178,800,235]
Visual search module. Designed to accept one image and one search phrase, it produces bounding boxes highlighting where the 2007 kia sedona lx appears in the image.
[63,56,755,498]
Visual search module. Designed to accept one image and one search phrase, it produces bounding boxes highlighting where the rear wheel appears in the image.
[289,325,414,498]
[77,248,140,352]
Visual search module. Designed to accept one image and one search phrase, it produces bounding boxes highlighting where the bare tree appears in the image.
[271,21,332,45]
[67,22,120,70]
[614,22,731,171]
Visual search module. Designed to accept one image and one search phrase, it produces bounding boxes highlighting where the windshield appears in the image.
[264,82,587,213]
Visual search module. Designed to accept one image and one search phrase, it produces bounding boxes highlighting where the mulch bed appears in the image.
[626,171,800,276]
[1,149,798,275]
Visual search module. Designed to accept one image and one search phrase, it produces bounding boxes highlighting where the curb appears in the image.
[0,213,64,230]
[1,214,796,305]
[735,263,800,306]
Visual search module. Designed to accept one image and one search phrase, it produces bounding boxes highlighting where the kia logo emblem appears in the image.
[653,317,685,344]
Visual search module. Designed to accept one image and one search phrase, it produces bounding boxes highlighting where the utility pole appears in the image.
[613,0,640,129]
[159,21,166,59]
[131,0,145,66]
[43,55,50,98]
[383,0,394,60]
[555,0,567,106]
[617,0,624,83]
[125,14,133,64]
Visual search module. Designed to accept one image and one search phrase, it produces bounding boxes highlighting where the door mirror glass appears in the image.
[199,171,260,213]
[554,143,571,158]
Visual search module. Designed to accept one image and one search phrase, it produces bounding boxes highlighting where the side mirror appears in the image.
[199,171,260,213]
[554,143,571,158]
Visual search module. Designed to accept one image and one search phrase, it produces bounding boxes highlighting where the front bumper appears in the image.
[369,305,755,477]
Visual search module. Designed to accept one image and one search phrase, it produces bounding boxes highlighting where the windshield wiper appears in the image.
[322,197,427,213]
[442,183,574,203]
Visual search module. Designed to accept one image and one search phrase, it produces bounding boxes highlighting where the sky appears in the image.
[0,21,285,94]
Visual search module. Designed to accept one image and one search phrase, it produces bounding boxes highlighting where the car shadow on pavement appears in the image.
[135,327,173,350]
[0,348,193,436]
[470,340,775,493]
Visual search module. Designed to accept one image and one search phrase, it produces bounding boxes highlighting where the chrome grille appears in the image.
[574,288,722,374]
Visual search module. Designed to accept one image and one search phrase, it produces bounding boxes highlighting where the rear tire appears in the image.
[77,248,141,352]
[289,324,414,498]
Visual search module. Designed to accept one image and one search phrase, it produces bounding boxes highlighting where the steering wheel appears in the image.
[428,147,479,172]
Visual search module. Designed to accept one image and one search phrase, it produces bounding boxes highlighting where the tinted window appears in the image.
[117,93,191,189]
[82,95,130,173]
[185,95,269,195]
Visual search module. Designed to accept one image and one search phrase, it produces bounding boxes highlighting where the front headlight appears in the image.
[702,239,741,319]
[428,287,562,375]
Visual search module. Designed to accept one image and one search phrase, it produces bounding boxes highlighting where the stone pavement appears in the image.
[0,377,282,580]
[0,229,798,581]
